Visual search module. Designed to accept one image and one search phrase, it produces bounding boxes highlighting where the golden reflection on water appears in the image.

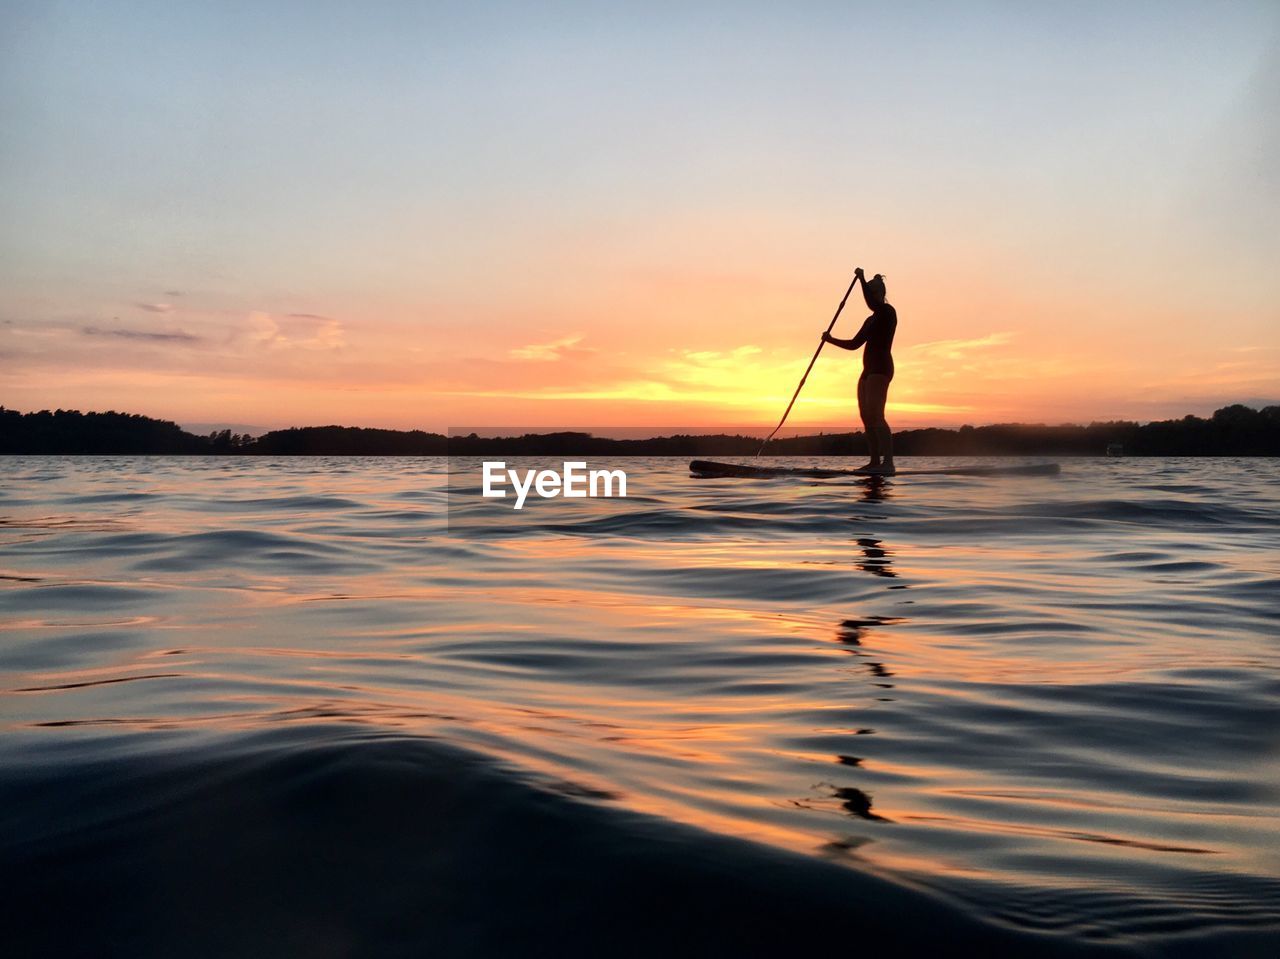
[3,456,1279,917]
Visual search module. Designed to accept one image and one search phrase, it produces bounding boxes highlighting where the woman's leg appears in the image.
[861,374,894,474]
[857,374,880,466]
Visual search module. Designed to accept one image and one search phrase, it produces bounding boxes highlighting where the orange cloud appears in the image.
[508,333,595,362]
[240,312,346,351]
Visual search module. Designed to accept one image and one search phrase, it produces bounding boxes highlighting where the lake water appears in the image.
[2,455,1278,956]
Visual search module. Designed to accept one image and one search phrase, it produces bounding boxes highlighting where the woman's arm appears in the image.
[823,318,870,351]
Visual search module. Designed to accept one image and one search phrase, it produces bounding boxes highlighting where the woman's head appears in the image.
[863,273,886,307]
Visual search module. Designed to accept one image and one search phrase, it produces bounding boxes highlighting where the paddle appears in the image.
[755,269,862,456]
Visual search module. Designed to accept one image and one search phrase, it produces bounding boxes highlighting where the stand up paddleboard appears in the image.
[689,460,1061,479]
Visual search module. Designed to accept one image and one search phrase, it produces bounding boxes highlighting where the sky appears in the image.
[2,0,1278,432]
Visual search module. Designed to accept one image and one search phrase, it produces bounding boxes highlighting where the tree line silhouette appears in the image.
[2,404,1278,456]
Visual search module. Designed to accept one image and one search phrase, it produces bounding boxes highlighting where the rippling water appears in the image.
[2,455,1278,956]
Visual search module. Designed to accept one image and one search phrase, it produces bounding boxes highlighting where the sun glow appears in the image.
[2,4,1276,430]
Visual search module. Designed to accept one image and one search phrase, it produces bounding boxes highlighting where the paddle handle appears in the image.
[755,271,862,456]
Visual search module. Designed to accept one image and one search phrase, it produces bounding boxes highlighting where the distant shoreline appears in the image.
[3,404,1278,456]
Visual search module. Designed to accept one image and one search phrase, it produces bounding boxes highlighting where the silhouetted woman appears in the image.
[822,268,897,475]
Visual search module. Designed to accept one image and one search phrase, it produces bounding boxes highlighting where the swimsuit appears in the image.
[857,303,897,379]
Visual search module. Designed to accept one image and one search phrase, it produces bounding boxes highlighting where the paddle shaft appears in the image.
[756,271,862,456]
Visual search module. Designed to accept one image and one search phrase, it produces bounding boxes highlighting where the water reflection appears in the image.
[833,785,891,822]
[824,525,907,832]
[794,783,892,823]
[836,616,905,646]
[828,476,891,501]
[6,456,1278,947]
[854,537,897,578]
[858,476,893,502]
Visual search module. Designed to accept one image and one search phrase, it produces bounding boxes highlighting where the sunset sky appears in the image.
[3,1,1278,432]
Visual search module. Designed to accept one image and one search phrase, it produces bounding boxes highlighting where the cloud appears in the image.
[655,345,767,393]
[906,331,1015,361]
[81,326,200,343]
[164,290,183,298]
[135,302,175,314]
[242,312,345,350]
[509,333,595,361]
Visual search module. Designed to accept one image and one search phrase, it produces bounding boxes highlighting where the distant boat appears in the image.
[1106,443,1124,456]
